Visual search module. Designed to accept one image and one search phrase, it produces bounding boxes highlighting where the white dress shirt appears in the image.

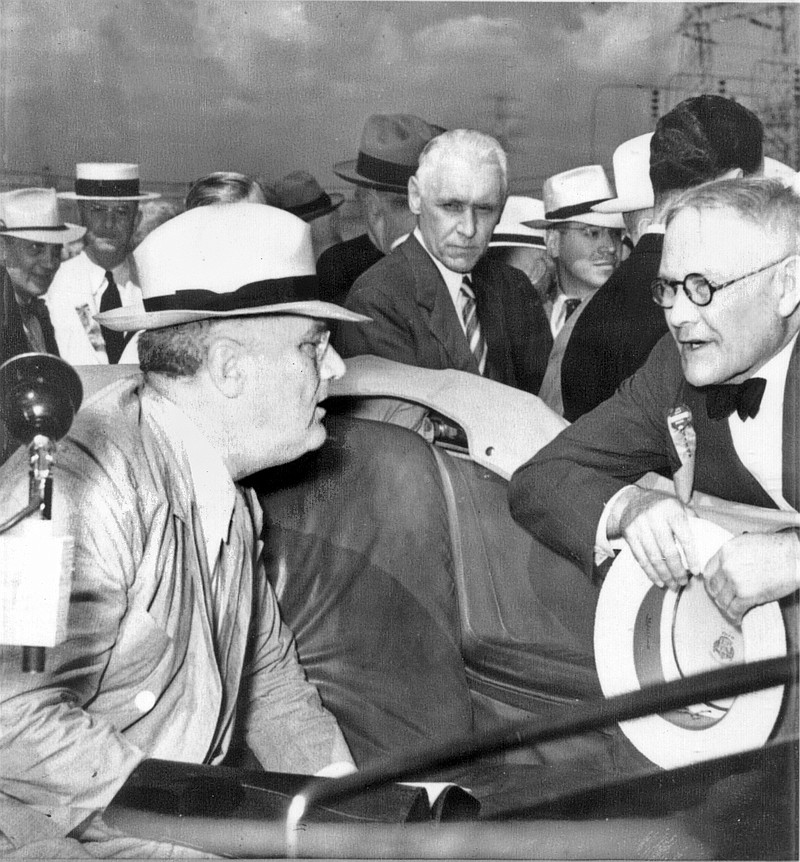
[413,227,471,338]
[46,251,143,365]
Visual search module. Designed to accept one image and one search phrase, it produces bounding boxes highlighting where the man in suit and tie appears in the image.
[510,175,800,630]
[335,129,552,432]
[527,165,624,416]
[0,188,86,464]
[46,162,160,365]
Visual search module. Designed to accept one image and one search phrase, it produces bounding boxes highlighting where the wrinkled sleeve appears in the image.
[508,334,680,578]
[0,443,145,836]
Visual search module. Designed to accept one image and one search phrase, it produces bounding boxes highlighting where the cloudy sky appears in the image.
[0,2,791,196]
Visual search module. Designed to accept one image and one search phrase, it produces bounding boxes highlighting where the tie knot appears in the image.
[564,298,582,321]
[706,377,767,422]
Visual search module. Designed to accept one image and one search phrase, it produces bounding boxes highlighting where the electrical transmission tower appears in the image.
[677,3,799,167]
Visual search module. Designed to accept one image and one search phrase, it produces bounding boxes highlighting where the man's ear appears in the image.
[206,336,246,399]
[545,228,560,260]
[777,255,800,319]
[407,176,422,216]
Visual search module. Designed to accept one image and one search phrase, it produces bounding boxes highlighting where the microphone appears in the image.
[0,353,82,672]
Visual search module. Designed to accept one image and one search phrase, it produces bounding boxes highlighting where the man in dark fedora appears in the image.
[316,113,442,306]
[0,203,365,855]
[271,169,345,260]
[560,96,765,421]
[46,162,161,366]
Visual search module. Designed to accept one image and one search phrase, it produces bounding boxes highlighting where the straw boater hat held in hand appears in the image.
[0,187,86,245]
[333,114,444,193]
[58,163,161,201]
[95,203,370,332]
[525,165,625,230]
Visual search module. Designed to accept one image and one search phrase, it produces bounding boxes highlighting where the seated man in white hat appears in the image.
[510,175,799,741]
[0,203,364,855]
[561,95,765,421]
[526,165,624,416]
[317,114,443,306]
[46,162,161,366]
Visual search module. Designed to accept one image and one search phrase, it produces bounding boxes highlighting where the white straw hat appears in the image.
[96,203,370,332]
[592,133,655,214]
[525,166,624,230]
[0,188,86,244]
[489,196,546,247]
[59,163,161,201]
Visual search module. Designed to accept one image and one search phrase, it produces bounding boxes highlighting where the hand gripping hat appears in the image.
[59,163,161,201]
[272,170,344,222]
[95,203,370,332]
[489,196,546,248]
[594,517,786,770]
[333,114,444,193]
[592,133,655,214]
[524,165,625,230]
[0,187,86,245]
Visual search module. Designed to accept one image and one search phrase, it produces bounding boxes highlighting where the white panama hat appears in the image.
[95,203,370,332]
[594,517,786,770]
[489,196,547,248]
[0,187,86,245]
[592,133,655,214]
[524,165,625,230]
[59,162,161,201]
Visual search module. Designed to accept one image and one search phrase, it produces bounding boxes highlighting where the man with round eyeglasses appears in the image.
[510,175,800,631]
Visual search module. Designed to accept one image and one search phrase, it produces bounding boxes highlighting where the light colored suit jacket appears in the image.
[0,377,351,837]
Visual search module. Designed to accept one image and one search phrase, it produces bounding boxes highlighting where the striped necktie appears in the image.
[459,275,487,375]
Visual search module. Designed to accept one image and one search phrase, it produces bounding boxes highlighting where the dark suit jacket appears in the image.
[316,233,383,307]
[561,232,666,421]
[336,235,553,395]
[0,268,60,367]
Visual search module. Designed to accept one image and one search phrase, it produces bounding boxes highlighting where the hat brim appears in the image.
[592,192,654,214]
[0,222,86,245]
[332,160,411,194]
[525,211,625,230]
[58,191,162,202]
[96,299,370,332]
[594,517,786,770]
[297,193,345,222]
[489,235,546,248]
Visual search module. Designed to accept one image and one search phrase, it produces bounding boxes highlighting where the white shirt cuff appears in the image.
[594,485,635,566]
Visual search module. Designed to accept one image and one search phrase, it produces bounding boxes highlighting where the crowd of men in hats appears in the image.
[1,92,800,856]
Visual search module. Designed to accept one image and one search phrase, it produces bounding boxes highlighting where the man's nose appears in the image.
[666,281,700,329]
[458,209,476,237]
[321,345,346,381]
[40,247,61,270]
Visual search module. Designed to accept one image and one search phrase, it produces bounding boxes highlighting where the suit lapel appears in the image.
[403,236,477,373]
[782,336,800,511]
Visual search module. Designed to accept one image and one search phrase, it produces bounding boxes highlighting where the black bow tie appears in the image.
[705,377,767,421]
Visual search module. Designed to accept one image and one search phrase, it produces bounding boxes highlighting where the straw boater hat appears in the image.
[524,165,625,230]
[594,517,787,770]
[489,196,546,248]
[59,163,161,201]
[333,114,443,193]
[95,203,370,332]
[272,171,344,222]
[592,134,655,214]
[0,187,86,245]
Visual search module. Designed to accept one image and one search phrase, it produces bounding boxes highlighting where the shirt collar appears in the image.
[141,390,237,557]
[83,252,132,295]
[413,227,469,300]
[751,333,798,390]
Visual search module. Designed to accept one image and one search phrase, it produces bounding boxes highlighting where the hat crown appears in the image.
[490,196,546,246]
[134,202,315,303]
[0,187,62,229]
[542,165,614,218]
[358,114,439,166]
[273,171,327,209]
[75,162,140,181]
